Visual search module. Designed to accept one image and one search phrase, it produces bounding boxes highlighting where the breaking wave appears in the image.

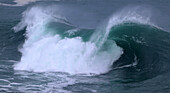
[13,5,170,76]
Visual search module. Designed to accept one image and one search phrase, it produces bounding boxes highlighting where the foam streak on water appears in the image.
[0,0,61,6]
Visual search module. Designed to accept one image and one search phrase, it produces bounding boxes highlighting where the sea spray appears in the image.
[90,6,151,48]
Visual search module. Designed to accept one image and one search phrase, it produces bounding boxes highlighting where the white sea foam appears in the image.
[0,0,40,6]
[13,5,157,75]
[0,0,60,6]
[14,6,123,75]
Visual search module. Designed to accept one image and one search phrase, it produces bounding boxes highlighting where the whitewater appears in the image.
[13,5,155,75]
[13,6,123,75]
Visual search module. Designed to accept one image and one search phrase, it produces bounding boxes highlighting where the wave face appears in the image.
[13,5,170,76]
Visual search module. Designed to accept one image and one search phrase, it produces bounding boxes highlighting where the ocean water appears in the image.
[0,0,170,93]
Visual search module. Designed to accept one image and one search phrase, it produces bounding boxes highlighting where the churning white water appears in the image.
[13,6,123,75]
[13,5,154,75]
